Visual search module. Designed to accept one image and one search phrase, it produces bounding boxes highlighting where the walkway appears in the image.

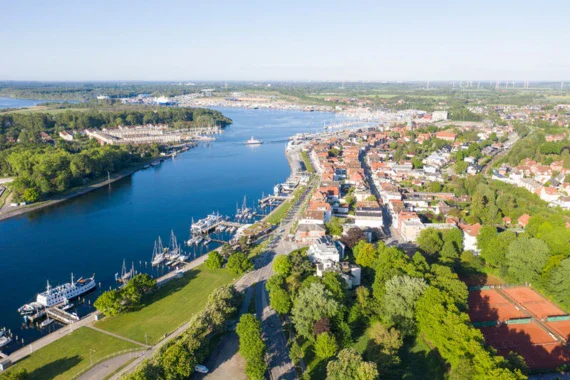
[78,351,145,380]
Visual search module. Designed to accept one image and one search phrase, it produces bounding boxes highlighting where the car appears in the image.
[195,365,209,374]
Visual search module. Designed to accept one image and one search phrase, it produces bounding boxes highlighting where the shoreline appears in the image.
[0,159,154,222]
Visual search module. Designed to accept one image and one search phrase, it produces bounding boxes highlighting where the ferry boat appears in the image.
[191,212,224,235]
[19,274,96,313]
[244,136,262,145]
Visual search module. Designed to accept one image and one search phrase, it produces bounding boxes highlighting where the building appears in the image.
[432,111,448,122]
[307,236,345,263]
[460,223,482,253]
[295,223,326,244]
[354,204,384,228]
[59,131,74,141]
[518,214,531,228]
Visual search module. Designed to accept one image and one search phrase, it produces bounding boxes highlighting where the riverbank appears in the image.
[0,158,156,222]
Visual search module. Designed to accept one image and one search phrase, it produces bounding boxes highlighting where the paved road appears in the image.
[204,149,315,380]
[78,351,144,380]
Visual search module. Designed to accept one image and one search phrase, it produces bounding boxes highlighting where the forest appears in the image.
[0,106,232,203]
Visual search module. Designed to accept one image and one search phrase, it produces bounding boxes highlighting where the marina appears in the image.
[0,107,352,354]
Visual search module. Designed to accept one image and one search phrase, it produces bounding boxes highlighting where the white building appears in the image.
[307,236,345,263]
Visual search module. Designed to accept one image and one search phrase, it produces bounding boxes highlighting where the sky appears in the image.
[0,0,568,81]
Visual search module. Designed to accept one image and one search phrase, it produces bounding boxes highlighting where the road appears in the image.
[204,148,316,380]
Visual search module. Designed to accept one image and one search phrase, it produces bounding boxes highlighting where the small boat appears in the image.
[0,336,12,348]
[40,318,54,328]
[178,255,188,262]
[244,136,262,145]
[151,239,166,266]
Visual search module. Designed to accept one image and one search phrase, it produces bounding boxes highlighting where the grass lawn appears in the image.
[300,151,314,173]
[0,327,138,380]
[265,186,306,225]
[95,265,236,344]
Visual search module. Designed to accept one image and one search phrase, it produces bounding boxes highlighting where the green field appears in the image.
[300,151,314,173]
[0,327,138,380]
[0,106,88,115]
[94,265,236,344]
[265,186,305,225]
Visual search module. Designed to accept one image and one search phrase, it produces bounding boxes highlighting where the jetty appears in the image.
[46,307,80,325]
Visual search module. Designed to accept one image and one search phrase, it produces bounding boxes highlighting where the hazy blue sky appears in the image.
[0,0,568,81]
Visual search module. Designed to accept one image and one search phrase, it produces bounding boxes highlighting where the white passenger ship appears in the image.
[19,274,96,315]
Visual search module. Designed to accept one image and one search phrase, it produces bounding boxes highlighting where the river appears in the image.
[0,106,346,353]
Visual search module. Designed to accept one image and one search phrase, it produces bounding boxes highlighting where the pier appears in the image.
[193,220,246,235]
[46,307,80,325]
[258,195,288,207]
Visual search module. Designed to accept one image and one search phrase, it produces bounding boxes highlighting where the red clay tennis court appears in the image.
[546,320,570,341]
[503,287,566,319]
[480,322,570,369]
[468,289,528,322]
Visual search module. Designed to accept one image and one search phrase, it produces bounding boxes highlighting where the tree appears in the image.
[353,240,377,268]
[341,228,366,249]
[383,275,428,334]
[273,255,292,276]
[289,341,304,365]
[94,289,123,316]
[506,237,549,283]
[326,348,379,380]
[314,332,338,359]
[2,369,29,380]
[369,322,403,354]
[161,343,193,380]
[227,252,254,275]
[236,314,267,380]
[313,317,331,335]
[549,258,570,306]
[325,216,343,236]
[22,187,40,203]
[205,251,223,269]
[477,226,498,253]
[291,283,339,339]
[481,231,516,269]
[321,271,347,302]
[417,228,443,255]
[269,286,292,314]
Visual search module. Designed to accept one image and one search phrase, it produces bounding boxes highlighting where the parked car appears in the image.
[195,365,209,374]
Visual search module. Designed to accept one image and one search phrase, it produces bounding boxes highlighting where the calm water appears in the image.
[0,107,345,352]
[0,97,78,109]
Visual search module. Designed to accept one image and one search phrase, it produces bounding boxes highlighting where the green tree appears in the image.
[549,258,570,306]
[481,231,516,268]
[205,251,223,269]
[325,216,343,236]
[314,332,338,359]
[289,341,305,365]
[269,286,292,314]
[273,255,292,276]
[291,283,339,339]
[236,314,267,380]
[383,275,428,334]
[477,226,498,253]
[2,369,29,380]
[506,237,549,283]
[326,348,379,380]
[161,343,193,380]
[353,240,377,268]
[93,289,123,316]
[22,187,40,203]
[417,228,443,255]
[227,252,254,275]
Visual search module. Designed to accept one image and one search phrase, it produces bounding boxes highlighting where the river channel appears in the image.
[0,106,346,352]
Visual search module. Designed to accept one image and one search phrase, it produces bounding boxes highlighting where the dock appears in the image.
[46,307,80,325]
[194,220,246,235]
[258,195,288,206]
